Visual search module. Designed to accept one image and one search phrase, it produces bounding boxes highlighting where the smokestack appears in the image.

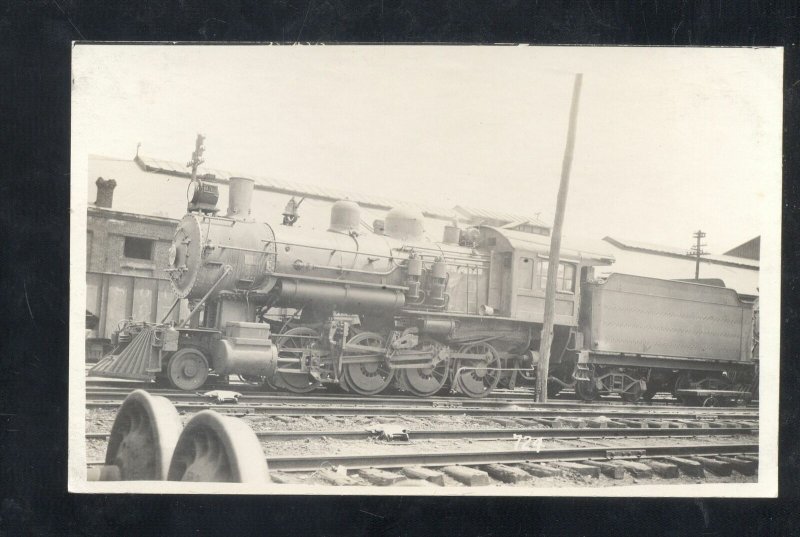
[226,176,255,220]
[95,177,117,208]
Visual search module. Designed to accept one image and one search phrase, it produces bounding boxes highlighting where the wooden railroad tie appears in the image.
[357,468,406,486]
[441,465,491,486]
[401,466,446,486]
[583,460,626,479]
[689,456,733,476]
[661,456,705,477]
[481,464,533,484]
[516,462,563,478]
[643,460,680,478]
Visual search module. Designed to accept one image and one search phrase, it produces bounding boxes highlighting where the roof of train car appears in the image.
[482,226,616,265]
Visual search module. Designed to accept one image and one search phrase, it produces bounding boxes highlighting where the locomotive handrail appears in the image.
[269,272,409,291]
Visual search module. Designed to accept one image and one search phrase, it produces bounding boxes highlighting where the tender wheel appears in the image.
[167,410,269,483]
[401,340,450,397]
[104,389,184,480]
[167,348,209,391]
[642,385,659,401]
[453,342,501,398]
[620,380,643,403]
[673,373,693,404]
[341,332,394,395]
[273,327,320,393]
[575,379,598,401]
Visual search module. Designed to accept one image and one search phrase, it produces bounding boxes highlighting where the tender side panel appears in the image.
[584,273,753,362]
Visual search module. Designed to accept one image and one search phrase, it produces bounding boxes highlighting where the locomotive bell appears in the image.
[329,199,361,233]
[384,207,425,241]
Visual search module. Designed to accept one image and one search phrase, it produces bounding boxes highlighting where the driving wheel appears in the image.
[273,327,320,393]
[341,332,394,395]
[400,339,450,397]
[452,342,501,398]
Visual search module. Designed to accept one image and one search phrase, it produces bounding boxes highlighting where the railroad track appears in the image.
[87,439,759,486]
[84,389,759,486]
[85,388,757,419]
[86,423,757,442]
[83,384,677,407]
[84,376,755,409]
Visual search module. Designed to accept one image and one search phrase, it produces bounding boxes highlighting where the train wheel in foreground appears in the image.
[167,348,210,391]
[341,332,394,395]
[453,342,501,398]
[167,410,269,483]
[575,379,598,401]
[102,390,184,480]
[401,340,450,397]
[273,327,320,393]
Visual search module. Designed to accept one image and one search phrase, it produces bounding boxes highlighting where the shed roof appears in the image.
[603,236,759,269]
[135,155,452,219]
[454,205,550,229]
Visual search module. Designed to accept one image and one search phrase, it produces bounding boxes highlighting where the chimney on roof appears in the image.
[94,177,117,208]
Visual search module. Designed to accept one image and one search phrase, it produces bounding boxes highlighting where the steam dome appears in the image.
[384,207,425,241]
[329,199,361,233]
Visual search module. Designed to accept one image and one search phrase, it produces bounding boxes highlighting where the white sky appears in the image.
[72,45,782,253]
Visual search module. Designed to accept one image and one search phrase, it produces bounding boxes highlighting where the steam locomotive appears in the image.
[92,176,758,403]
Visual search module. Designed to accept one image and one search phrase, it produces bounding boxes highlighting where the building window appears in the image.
[123,237,154,261]
[538,260,576,293]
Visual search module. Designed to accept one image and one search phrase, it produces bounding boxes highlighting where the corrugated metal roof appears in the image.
[604,236,759,269]
[135,155,453,220]
[724,236,760,261]
[454,205,550,229]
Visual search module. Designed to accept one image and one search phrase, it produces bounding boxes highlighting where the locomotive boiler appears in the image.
[92,175,758,403]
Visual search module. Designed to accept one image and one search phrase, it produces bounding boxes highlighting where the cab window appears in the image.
[538,260,576,293]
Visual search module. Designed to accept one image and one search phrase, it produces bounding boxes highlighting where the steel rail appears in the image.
[84,399,758,420]
[83,379,755,408]
[85,425,757,442]
[83,388,757,416]
[260,442,760,472]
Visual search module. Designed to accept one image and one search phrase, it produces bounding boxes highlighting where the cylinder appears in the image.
[419,318,456,338]
[227,176,255,220]
[273,280,405,313]
[214,339,277,377]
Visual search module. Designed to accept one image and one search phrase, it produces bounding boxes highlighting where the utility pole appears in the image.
[537,73,583,403]
[690,230,707,280]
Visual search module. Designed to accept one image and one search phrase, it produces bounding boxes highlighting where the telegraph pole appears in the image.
[690,230,707,280]
[537,73,583,403]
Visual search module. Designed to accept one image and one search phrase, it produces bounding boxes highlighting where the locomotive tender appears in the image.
[92,176,757,402]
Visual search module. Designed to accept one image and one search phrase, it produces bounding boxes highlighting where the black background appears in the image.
[1,1,798,535]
